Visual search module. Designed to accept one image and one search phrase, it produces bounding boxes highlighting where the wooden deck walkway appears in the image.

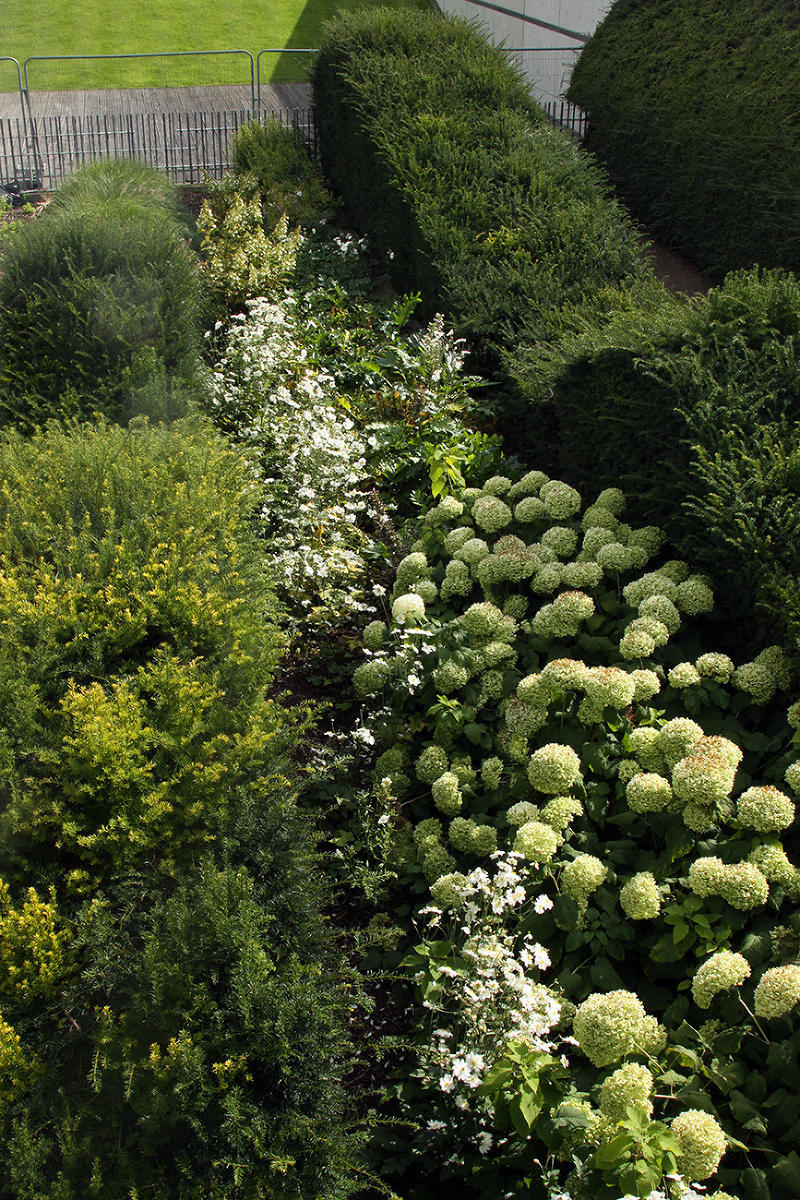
[0,82,312,121]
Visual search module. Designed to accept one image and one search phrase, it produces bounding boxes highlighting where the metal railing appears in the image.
[503,46,582,104]
[256,48,316,106]
[23,50,256,108]
[0,106,318,191]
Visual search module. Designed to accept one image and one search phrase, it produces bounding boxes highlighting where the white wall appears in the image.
[437,0,615,102]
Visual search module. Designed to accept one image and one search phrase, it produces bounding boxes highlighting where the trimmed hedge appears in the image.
[0,162,205,432]
[312,7,650,376]
[513,266,800,653]
[0,420,356,1200]
[568,0,800,278]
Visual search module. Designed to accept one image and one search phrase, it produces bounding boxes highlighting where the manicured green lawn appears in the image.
[0,0,430,89]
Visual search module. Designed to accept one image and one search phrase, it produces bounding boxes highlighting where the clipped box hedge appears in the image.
[0,420,355,1200]
[312,7,650,376]
[512,266,800,654]
[568,0,800,278]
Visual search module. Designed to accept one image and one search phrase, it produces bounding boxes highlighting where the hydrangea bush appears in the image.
[354,471,800,1199]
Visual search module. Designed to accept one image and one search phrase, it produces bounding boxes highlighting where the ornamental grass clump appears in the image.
[352,463,800,1198]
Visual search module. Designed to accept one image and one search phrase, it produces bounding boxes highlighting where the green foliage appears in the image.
[230,118,333,229]
[0,420,356,1198]
[568,0,800,278]
[312,7,649,380]
[513,266,800,653]
[0,162,205,431]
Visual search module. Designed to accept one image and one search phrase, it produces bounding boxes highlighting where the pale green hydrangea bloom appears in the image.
[695,652,735,683]
[413,817,443,852]
[392,592,425,625]
[503,594,528,619]
[375,744,408,777]
[682,803,715,832]
[675,575,714,615]
[596,487,626,515]
[394,551,428,589]
[669,662,702,689]
[353,658,392,696]
[788,700,800,729]
[528,743,583,794]
[482,474,512,495]
[623,571,679,607]
[599,1063,654,1123]
[482,640,516,668]
[628,525,664,556]
[540,794,583,831]
[414,579,438,603]
[431,771,462,815]
[541,525,579,559]
[507,468,548,501]
[749,842,798,892]
[582,526,618,556]
[639,593,681,633]
[561,559,604,588]
[514,496,547,523]
[363,619,387,650]
[472,494,513,533]
[596,542,640,573]
[617,759,642,785]
[481,756,504,790]
[416,744,450,785]
[541,480,581,519]
[626,772,673,814]
[732,645,791,706]
[670,1109,727,1181]
[541,658,591,692]
[443,525,475,555]
[619,872,661,919]
[423,843,456,882]
[627,614,670,647]
[562,855,606,905]
[461,487,482,507]
[581,503,618,531]
[619,626,656,660]
[451,756,476,788]
[531,563,564,593]
[657,718,704,770]
[719,862,769,910]
[514,819,560,861]
[517,672,552,706]
[430,871,470,908]
[585,666,635,711]
[425,495,464,525]
[573,990,666,1068]
[659,559,690,583]
[453,536,490,567]
[433,660,469,695]
[692,950,751,1009]
[688,856,727,898]
[460,601,516,642]
[506,800,539,827]
[628,726,666,773]
[672,749,737,808]
[737,785,795,832]
[532,591,595,638]
[441,559,473,600]
[785,761,800,793]
[476,669,504,706]
[505,699,547,739]
[477,549,535,588]
[754,964,800,1019]
[629,668,662,702]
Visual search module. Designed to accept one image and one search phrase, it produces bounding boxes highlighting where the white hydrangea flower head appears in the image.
[453,536,490,567]
[472,494,513,533]
[670,1109,727,1180]
[582,525,618,556]
[481,756,504,790]
[737,785,795,833]
[585,666,636,711]
[692,951,751,1009]
[441,559,473,600]
[430,871,470,908]
[695,652,735,683]
[541,525,579,559]
[749,842,798,891]
[688,856,726,898]
[528,743,583,794]
[581,503,618,531]
[683,803,715,832]
[785,761,800,794]
[619,626,656,660]
[626,772,673,814]
[414,579,438,603]
[502,593,529,620]
[443,525,476,555]
[628,727,666,773]
[623,571,679,607]
[533,591,595,638]
[531,563,564,594]
[617,758,642,785]
[540,480,581,520]
[639,593,681,634]
[505,699,548,738]
[423,843,456,882]
[516,672,553,707]
[425,494,464,526]
[719,862,769,910]
[561,559,604,588]
[595,487,626,515]
[431,771,463,815]
[514,495,548,523]
[675,575,714,616]
[754,964,800,1019]
[561,855,606,903]
[506,800,539,827]
[541,658,591,692]
[669,662,702,690]
[620,872,661,919]
[353,658,392,696]
[482,475,513,495]
[596,542,640,573]
[788,700,800,729]
[732,645,791,706]
[672,747,737,809]
[627,615,670,648]
[507,468,548,500]
[628,525,665,557]
[657,718,704,770]
[416,744,450,785]
[599,1063,654,1123]
[392,592,426,625]
[395,551,429,588]
[460,601,515,643]
[572,990,666,1068]
[513,819,560,861]
[629,668,662,702]
[362,619,387,650]
[540,794,583,831]
[433,659,469,695]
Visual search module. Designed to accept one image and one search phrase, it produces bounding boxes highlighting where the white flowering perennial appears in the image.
[572,991,666,1068]
[692,951,751,1009]
[753,964,800,1019]
[670,1109,727,1181]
